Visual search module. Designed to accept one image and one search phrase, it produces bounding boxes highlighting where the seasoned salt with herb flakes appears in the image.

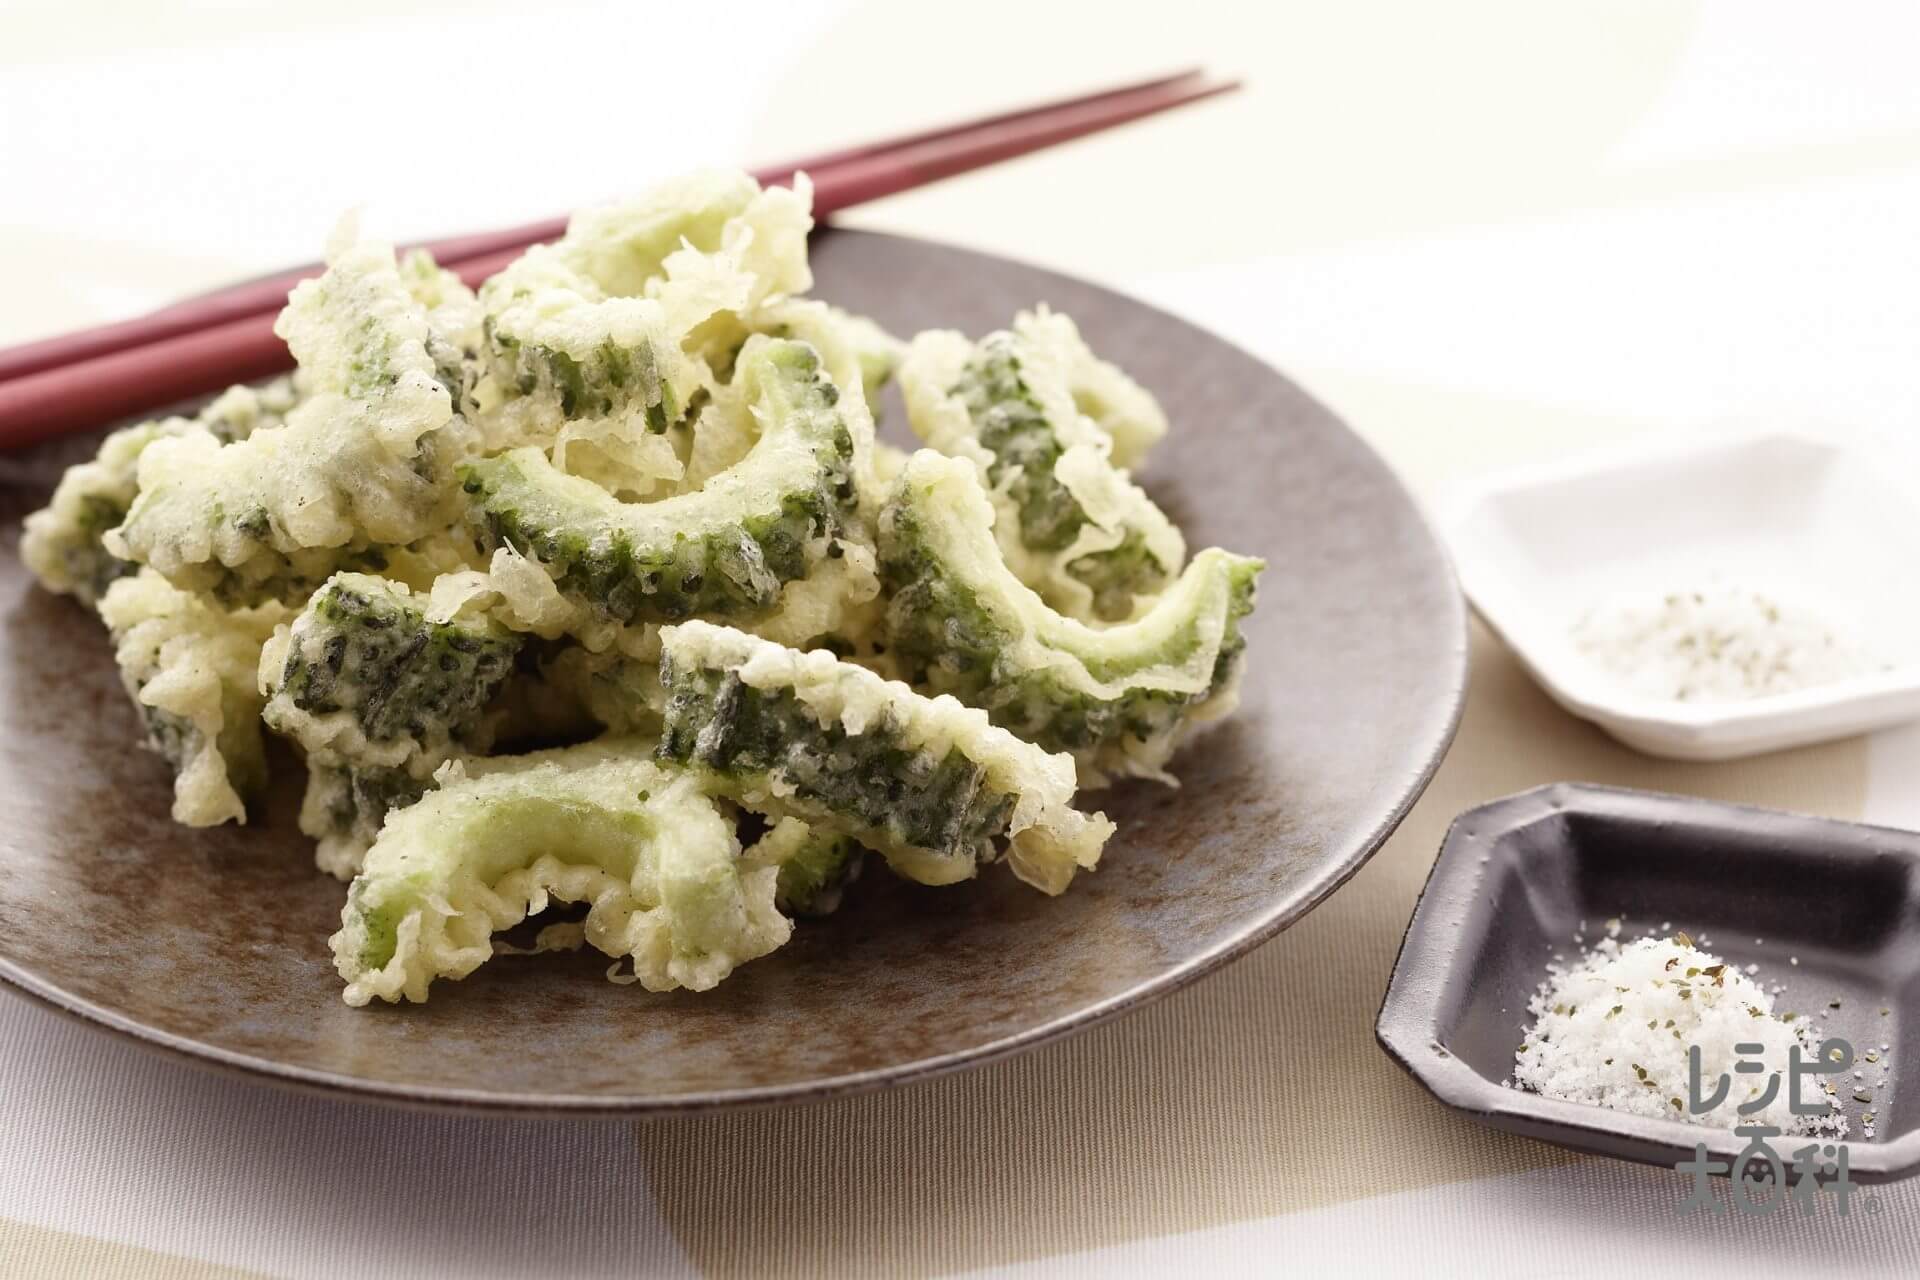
[1510,933,1844,1135]
[1570,582,1879,703]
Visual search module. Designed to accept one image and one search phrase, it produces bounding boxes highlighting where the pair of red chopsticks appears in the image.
[0,69,1237,450]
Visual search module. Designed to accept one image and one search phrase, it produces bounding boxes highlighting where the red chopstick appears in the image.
[0,71,1236,448]
[0,69,1217,388]
[146,65,1216,333]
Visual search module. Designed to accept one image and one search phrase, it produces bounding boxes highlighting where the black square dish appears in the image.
[1377,783,1920,1182]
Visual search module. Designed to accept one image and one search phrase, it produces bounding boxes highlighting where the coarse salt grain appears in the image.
[1510,935,1845,1135]
[1570,583,1879,703]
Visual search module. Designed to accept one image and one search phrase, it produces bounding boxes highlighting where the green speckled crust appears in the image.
[954,340,1082,549]
[658,662,1017,869]
[107,234,473,608]
[475,171,811,445]
[459,338,856,625]
[880,452,1263,783]
[952,338,1175,619]
[263,572,521,875]
[483,316,678,431]
[654,621,1110,894]
[267,573,520,749]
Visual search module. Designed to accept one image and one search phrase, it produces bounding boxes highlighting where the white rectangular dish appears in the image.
[1448,432,1920,760]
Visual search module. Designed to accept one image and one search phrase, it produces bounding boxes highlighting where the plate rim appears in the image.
[0,226,1469,1115]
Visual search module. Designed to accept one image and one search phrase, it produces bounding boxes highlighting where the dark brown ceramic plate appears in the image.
[1378,784,1920,1182]
[0,229,1466,1113]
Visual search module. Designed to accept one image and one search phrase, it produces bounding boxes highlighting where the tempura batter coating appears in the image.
[334,744,788,1004]
[900,311,1183,621]
[108,230,474,601]
[881,452,1261,786]
[21,379,299,607]
[261,572,521,877]
[657,620,1112,894]
[99,570,287,826]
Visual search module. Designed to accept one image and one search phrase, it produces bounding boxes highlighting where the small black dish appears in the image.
[1377,783,1920,1182]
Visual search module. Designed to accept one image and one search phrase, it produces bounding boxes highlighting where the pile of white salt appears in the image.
[1570,583,1878,703]
[1510,933,1844,1135]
